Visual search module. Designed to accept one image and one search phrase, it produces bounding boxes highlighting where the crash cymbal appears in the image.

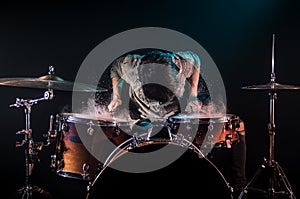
[0,74,107,92]
[241,82,300,91]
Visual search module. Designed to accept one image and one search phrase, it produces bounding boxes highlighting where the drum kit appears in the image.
[1,35,299,199]
[1,67,242,199]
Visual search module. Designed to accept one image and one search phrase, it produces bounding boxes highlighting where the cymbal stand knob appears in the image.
[44,89,54,100]
[48,65,55,75]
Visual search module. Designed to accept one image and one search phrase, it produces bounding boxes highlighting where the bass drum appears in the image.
[86,137,233,199]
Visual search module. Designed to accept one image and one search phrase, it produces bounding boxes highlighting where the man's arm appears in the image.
[107,76,123,112]
[111,76,121,99]
[189,67,200,97]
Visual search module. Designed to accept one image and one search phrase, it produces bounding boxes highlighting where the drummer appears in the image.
[107,50,203,121]
[105,49,247,197]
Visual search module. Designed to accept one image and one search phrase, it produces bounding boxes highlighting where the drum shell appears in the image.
[167,114,241,149]
[50,119,101,180]
[50,113,131,180]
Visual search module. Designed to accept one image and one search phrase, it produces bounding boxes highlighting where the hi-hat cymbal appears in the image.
[0,74,107,92]
[241,82,300,91]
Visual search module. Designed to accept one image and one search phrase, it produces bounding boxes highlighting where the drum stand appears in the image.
[238,35,296,199]
[12,90,54,199]
[238,86,296,199]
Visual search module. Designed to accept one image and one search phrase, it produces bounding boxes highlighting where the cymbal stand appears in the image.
[11,89,54,199]
[238,34,296,199]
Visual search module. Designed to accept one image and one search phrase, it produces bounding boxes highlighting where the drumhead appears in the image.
[60,112,132,127]
[168,113,237,123]
[86,140,233,198]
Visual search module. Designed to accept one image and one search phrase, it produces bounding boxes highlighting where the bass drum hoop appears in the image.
[86,136,233,199]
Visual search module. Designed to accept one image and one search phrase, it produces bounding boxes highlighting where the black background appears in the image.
[1,0,300,198]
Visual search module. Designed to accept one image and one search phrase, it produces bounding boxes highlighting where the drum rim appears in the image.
[102,136,205,170]
[168,113,237,123]
[87,137,233,198]
[59,112,132,125]
[55,169,95,181]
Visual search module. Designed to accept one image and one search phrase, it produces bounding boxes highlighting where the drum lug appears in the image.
[166,120,178,134]
[186,123,192,130]
[50,154,56,168]
[172,133,184,143]
[128,133,142,151]
[232,115,241,129]
[113,126,120,137]
[56,159,64,170]
[182,133,194,143]
[82,163,91,180]
[87,125,94,136]
[208,123,214,132]
[82,163,90,173]
[62,122,70,132]
[225,123,233,131]
[225,133,233,148]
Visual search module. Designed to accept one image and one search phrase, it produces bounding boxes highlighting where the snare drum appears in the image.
[167,114,241,150]
[50,113,131,180]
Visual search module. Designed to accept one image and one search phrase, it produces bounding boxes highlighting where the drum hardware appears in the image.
[102,132,151,169]
[112,128,120,137]
[171,132,185,142]
[216,115,242,149]
[60,118,70,132]
[11,89,54,199]
[224,134,233,148]
[43,114,58,146]
[239,34,297,199]
[172,133,198,151]
[225,115,240,130]
[128,133,144,151]
[111,122,122,137]
[87,121,95,136]
[146,123,174,142]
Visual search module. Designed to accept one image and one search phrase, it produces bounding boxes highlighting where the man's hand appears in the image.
[185,100,203,113]
[107,98,122,112]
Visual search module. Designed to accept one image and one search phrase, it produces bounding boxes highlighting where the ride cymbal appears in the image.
[0,74,107,92]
